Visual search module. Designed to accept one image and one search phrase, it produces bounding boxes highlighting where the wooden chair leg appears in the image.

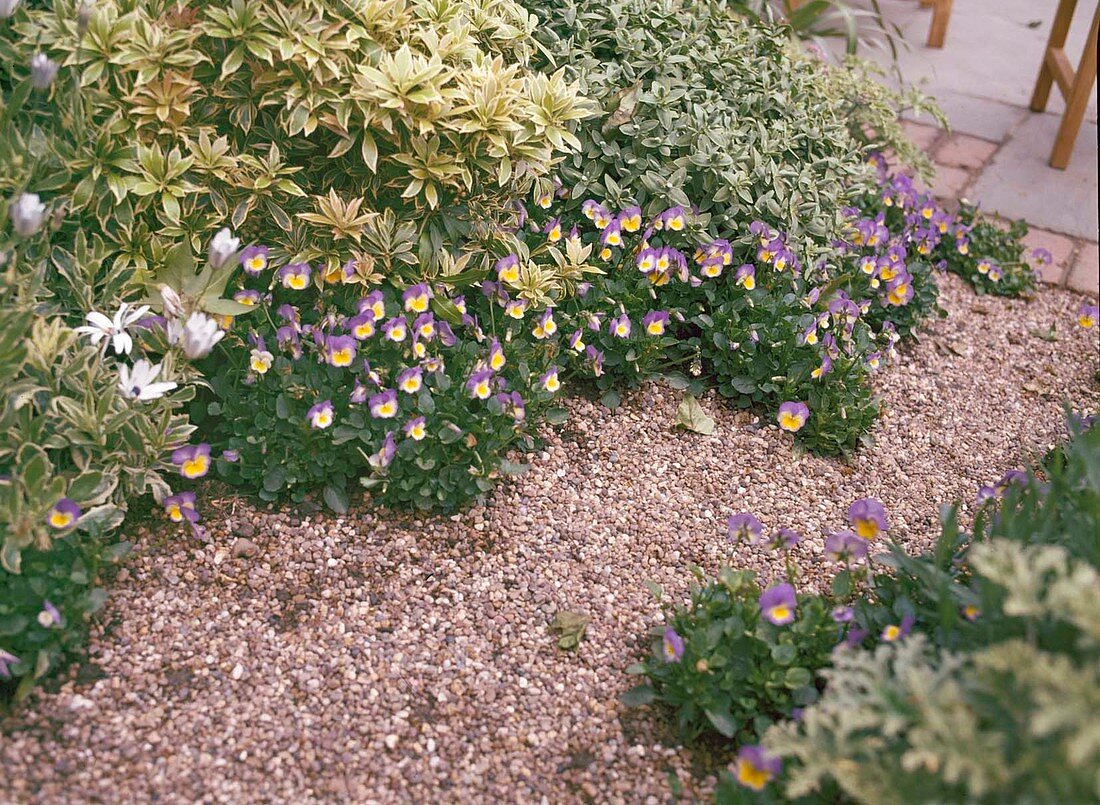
[1030,0,1079,113]
[927,0,954,48]
[1049,4,1099,168]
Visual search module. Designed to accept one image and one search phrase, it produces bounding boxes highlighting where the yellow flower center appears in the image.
[855,519,880,539]
[768,604,791,623]
[490,352,506,371]
[401,378,421,394]
[736,759,772,791]
[49,511,73,529]
[778,412,804,432]
[330,349,353,367]
[288,274,308,290]
[544,375,560,392]
[182,456,208,478]
[409,424,426,440]
[355,323,375,339]
[167,504,183,522]
[647,322,664,336]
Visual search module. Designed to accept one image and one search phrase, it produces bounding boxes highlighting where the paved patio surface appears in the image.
[859,0,1099,295]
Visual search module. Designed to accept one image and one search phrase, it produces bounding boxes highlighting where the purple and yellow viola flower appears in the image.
[233,289,262,307]
[504,299,526,320]
[540,366,561,393]
[350,379,370,405]
[567,329,585,352]
[496,254,520,284]
[658,205,686,231]
[886,273,914,306]
[397,366,423,394]
[325,335,357,367]
[824,530,869,562]
[359,291,386,321]
[545,217,563,243]
[881,614,916,642]
[382,317,407,343]
[36,600,62,629]
[661,627,684,663]
[368,431,397,470]
[620,205,642,232]
[600,218,623,248]
[772,528,801,549]
[776,401,809,433]
[533,309,557,339]
[164,491,199,524]
[414,313,436,341]
[467,370,494,400]
[402,282,433,314]
[368,389,397,419]
[349,312,376,340]
[728,512,763,543]
[733,746,782,792]
[488,339,507,371]
[239,245,269,276]
[47,498,81,530]
[278,262,311,290]
[1078,302,1099,328]
[642,311,669,336]
[171,443,211,479]
[609,314,631,339]
[308,400,335,429]
[848,498,888,540]
[734,263,756,290]
[249,348,274,374]
[403,416,427,441]
[759,583,797,626]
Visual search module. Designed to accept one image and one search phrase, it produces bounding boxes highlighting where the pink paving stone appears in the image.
[1066,241,1099,297]
[900,119,943,151]
[929,164,971,201]
[1023,227,1076,285]
[933,134,999,171]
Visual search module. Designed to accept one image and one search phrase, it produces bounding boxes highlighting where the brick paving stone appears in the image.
[929,164,971,201]
[1066,241,1099,297]
[934,134,999,171]
[1022,228,1076,283]
[900,119,943,151]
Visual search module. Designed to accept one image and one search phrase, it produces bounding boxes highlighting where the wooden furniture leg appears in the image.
[927,0,954,48]
[1030,0,1100,169]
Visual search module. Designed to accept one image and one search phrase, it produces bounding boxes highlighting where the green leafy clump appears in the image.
[0,252,197,698]
[623,568,839,744]
[521,0,935,265]
[936,202,1042,297]
[763,418,1100,803]
[3,0,592,279]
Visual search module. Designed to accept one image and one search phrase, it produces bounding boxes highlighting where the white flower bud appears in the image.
[29,53,59,90]
[207,227,240,270]
[160,285,185,319]
[0,0,22,19]
[181,311,225,359]
[9,192,47,237]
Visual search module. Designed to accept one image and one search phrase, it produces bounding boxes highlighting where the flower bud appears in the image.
[207,227,240,270]
[0,0,22,19]
[9,192,46,237]
[30,53,59,90]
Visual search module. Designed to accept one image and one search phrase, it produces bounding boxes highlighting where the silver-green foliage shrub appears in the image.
[522,0,898,264]
[763,420,1100,803]
[4,0,591,278]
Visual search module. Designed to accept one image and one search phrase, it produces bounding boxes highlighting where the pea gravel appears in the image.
[3,275,1099,804]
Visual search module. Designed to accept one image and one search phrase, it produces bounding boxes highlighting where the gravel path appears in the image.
[3,275,1099,804]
